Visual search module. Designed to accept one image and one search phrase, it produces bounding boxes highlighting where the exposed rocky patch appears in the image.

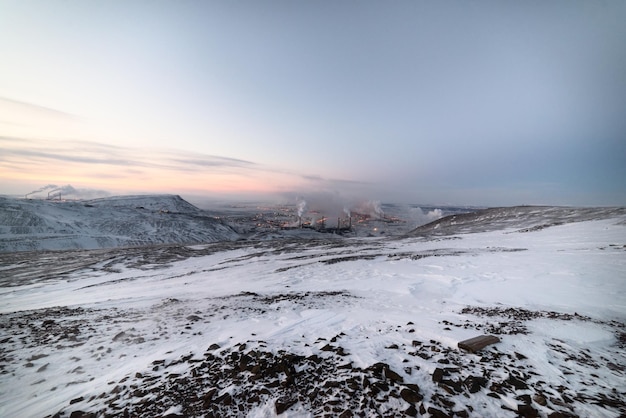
[46,328,626,418]
[3,300,625,418]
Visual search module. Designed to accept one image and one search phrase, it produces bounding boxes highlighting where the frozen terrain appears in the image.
[0,195,445,253]
[0,195,239,253]
[0,201,625,417]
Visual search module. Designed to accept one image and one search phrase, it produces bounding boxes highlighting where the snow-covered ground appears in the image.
[0,205,625,417]
[0,195,239,253]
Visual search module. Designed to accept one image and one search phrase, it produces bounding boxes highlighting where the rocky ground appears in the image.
[2,303,623,418]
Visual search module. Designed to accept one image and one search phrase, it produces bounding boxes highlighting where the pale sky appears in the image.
[1,1,625,206]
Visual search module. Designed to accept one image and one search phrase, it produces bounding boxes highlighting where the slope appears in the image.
[406,205,626,237]
[0,195,239,253]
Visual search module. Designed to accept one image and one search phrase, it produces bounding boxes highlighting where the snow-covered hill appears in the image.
[407,206,626,236]
[0,195,239,252]
[0,205,624,417]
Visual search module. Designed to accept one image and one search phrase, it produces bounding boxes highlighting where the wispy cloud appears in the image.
[2,135,370,191]
[0,136,330,196]
[0,136,255,172]
[0,97,81,120]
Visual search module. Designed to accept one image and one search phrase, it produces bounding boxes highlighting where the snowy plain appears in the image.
[0,200,625,418]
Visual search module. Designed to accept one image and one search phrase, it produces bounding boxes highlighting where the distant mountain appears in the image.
[0,195,239,253]
[406,205,626,237]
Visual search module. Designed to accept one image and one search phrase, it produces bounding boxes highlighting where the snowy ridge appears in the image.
[407,206,626,237]
[0,195,239,253]
[0,207,625,417]
[84,194,200,213]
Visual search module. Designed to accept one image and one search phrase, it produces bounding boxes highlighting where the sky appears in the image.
[1,1,625,207]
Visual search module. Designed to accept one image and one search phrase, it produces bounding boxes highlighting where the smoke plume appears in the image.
[47,185,77,199]
[25,184,58,197]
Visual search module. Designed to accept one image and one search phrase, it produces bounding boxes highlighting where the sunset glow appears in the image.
[1,2,625,205]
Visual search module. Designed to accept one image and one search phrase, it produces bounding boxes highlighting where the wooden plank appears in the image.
[458,335,500,353]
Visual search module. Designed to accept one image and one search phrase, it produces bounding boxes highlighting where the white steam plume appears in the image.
[296,197,307,217]
[356,200,384,219]
[407,207,444,228]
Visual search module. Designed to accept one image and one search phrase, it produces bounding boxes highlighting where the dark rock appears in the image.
[307,354,323,364]
[458,335,500,353]
[202,388,217,408]
[404,405,418,416]
[69,396,84,405]
[207,343,220,351]
[489,382,508,395]
[507,376,529,390]
[533,394,547,406]
[432,367,444,383]
[368,362,388,378]
[517,404,539,418]
[266,379,280,388]
[69,412,95,418]
[400,388,423,403]
[432,393,456,408]
[439,379,463,394]
[335,346,348,356]
[547,413,568,418]
[215,392,232,405]
[427,407,451,418]
[275,397,297,415]
[384,367,404,382]
[402,383,420,393]
[464,375,488,393]
[372,381,390,392]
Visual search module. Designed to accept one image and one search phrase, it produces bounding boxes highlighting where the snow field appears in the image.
[0,216,624,417]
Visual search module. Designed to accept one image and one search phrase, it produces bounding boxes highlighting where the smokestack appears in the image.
[299,216,302,228]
